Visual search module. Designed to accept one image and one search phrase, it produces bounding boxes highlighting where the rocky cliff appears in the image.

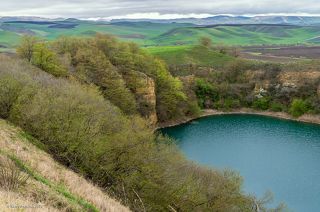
[278,71,320,85]
[245,70,320,98]
[124,71,157,125]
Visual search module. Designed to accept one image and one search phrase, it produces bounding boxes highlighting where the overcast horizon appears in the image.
[0,0,320,19]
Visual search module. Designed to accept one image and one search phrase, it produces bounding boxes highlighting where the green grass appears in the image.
[18,131,49,152]
[151,25,320,46]
[0,30,21,47]
[146,45,235,67]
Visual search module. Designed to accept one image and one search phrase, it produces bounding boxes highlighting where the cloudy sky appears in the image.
[0,0,320,19]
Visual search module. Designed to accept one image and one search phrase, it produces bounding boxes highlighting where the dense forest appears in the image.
[0,35,288,211]
[16,35,201,124]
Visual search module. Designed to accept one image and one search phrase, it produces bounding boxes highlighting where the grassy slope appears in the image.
[146,45,234,67]
[0,30,21,47]
[0,119,129,212]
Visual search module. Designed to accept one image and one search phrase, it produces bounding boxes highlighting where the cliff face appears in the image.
[278,71,320,85]
[246,70,320,98]
[124,71,157,125]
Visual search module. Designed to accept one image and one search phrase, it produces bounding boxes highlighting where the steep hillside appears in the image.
[0,119,129,212]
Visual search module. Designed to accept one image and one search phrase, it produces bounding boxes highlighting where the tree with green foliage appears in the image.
[31,43,68,77]
[195,78,219,108]
[74,46,137,115]
[16,35,39,62]
[0,76,24,119]
[151,59,187,121]
[50,35,193,121]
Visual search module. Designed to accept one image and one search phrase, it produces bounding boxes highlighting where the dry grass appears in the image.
[0,119,130,212]
[0,189,56,212]
[0,155,75,212]
[0,155,29,191]
[0,180,83,212]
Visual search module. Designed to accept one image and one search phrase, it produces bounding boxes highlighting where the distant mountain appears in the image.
[110,15,320,26]
[0,16,65,23]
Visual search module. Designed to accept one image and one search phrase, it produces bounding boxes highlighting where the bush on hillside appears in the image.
[289,99,311,117]
[253,97,270,110]
[195,78,219,108]
[270,102,285,112]
[16,35,39,62]
[199,36,212,48]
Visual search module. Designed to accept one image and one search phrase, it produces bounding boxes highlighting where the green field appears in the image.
[1,20,320,52]
[146,45,234,66]
[152,25,320,46]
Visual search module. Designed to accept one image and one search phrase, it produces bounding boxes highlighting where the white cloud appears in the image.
[86,12,215,21]
[0,0,320,18]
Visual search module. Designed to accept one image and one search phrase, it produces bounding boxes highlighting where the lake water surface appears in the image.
[161,114,320,212]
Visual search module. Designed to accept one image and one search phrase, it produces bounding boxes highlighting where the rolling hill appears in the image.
[110,15,320,25]
[1,18,320,52]
[152,24,320,46]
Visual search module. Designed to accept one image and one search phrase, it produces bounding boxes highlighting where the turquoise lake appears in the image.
[161,114,320,212]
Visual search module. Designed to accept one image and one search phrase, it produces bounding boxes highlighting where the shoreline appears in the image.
[157,108,320,129]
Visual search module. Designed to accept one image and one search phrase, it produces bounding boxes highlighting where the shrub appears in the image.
[289,99,311,117]
[215,98,241,111]
[195,78,218,108]
[16,35,39,62]
[0,77,24,119]
[253,97,270,110]
[0,155,29,191]
[199,36,212,48]
[226,98,241,109]
[270,102,285,112]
